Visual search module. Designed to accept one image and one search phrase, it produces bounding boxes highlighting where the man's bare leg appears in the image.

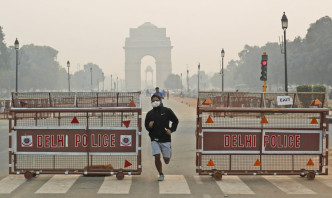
[154,154,163,174]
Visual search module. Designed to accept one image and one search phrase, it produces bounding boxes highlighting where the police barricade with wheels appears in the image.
[9,92,142,180]
[196,92,329,181]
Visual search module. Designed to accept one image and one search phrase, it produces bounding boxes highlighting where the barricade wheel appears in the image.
[116,172,125,180]
[300,172,307,177]
[300,174,306,177]
[300,169,306,177]
[24,171,34,180]
[213,171,222,181]
[307,172,315,180]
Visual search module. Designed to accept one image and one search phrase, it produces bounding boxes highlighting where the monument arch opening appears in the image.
[124,22,173,90]
[141,55,156,90]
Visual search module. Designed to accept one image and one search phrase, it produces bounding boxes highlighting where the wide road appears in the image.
[0,95,331,198]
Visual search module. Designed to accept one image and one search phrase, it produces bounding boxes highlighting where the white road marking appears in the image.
[98,176,132,194]
[35,175,79,194]
[216,176,255,194]
[193,176,203,184]
[263,176,316,194]
[159,175,191,194]
[0,176,26,194]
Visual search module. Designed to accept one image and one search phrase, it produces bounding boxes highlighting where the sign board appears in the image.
[277,96,293,105]
[202,129,261,154]
[202,129,322,154]
[15,129,137,154]
[262,130,322,154]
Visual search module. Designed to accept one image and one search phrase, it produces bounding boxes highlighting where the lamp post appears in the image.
[180,73,183,93]
[14,38,19,92]
[102,72,104,92]
[111,74,113,91]
[67,61,70,92]
[221,48,225,92]
[186,68,189,93]
[90,68,93,92]
[117,76,118,91]
[281,12,288,92]
[198,63,200,92]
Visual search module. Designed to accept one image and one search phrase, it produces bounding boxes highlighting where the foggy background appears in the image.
[1,0,332,96]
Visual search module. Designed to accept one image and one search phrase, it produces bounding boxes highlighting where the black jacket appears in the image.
[144,105,179,142]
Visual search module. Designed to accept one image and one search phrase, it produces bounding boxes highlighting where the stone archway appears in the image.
[145,65,154,89]
[124,22,173,90]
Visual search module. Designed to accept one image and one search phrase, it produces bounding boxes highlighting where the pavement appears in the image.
[0,95,331,198]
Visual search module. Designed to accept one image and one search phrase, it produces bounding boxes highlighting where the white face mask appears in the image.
[151,101,161,108]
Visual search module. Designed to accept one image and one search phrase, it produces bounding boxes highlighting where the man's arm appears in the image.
[167,108,179,132]
[145,112,151,131]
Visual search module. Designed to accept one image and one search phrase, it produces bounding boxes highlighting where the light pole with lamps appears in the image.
[90,68,93,92]
[186,68,189,93]
[102,72,104,91]
[180,73,182,93]
[67,61,70,92]
[198,63,200,92]
[117,76,118,91]
[111,74,113,91]
[14,38,19,92]
[281,12,288,92]
[221,48,225,92]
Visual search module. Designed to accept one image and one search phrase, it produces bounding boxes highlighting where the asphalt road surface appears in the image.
[0,95,331,198]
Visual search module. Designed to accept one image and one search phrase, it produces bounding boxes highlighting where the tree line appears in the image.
[0,27,105,97]
[165,16,332,93]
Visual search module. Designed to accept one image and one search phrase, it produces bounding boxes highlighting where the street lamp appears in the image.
[281,12,288,92]
[111,74,113,91]
[198,63,200,92]
[67,61,70,92]
[14,38,19,92]
[102,72,104,91]
[180,73,183,93]
[221,48,225,92]
[117,76,118,91]
[90,68,93,92]
[186,68,189,93]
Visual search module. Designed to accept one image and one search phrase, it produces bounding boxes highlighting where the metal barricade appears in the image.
[9,92,142,180]
[12,92,141,108]
[196,92,329,180]
[0,99,11,119]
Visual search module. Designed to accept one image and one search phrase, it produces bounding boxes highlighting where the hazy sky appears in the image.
[1,0,332,79]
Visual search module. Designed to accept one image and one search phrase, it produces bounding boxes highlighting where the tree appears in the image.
[164,74,181,90]
[210,73,222,89]
[0,26,10,71]
[72,63,103,91]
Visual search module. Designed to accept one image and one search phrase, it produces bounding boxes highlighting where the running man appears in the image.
[144,94,179,181]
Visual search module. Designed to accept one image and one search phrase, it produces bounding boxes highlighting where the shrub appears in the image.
[296,84,312,92]
[313,84,326,92]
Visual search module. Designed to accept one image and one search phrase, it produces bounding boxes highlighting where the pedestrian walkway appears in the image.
[0,174,332,196]
[35,175,80,194]
[98,175,132,194]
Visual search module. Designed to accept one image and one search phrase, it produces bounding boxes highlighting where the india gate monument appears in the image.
[124,22,173,90]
